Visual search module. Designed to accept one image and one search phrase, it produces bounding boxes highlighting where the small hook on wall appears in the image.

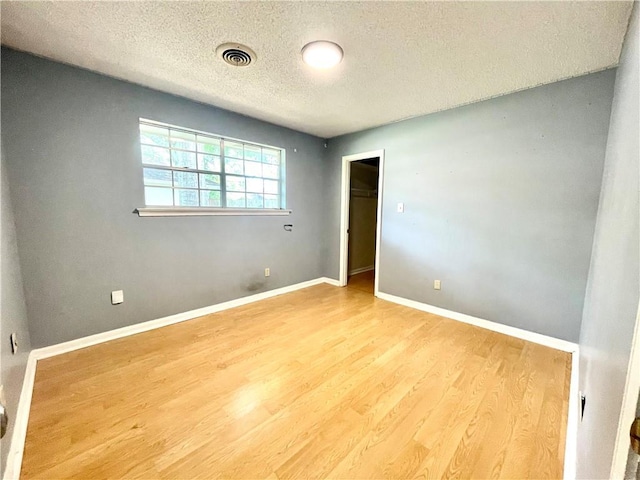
[284,224,293,232]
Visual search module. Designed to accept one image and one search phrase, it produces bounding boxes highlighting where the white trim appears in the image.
[321,277,341,287]
[564,348,580,480]
[348,265,374,276]
[375,290,580,479]
[3,352,37,480]
[339,149,385,297]
[33,278,330,360]
[135,207,291,217]
[611,301,640,479]
[373,154,384,297]
[2,279,578,480]
[338,157,350,287]
[2,277,339,480]
[140,117,284,152]
[376,291,578,352]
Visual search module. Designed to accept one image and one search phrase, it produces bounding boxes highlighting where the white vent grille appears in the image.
[216,43,255,67]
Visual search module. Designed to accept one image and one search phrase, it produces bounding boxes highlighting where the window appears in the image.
[139,119,285,210]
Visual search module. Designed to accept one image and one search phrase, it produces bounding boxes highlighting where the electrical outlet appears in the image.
[434,280,441,290]
[10,333,17,354]
[111,290,124,305]
[265,268,270,277]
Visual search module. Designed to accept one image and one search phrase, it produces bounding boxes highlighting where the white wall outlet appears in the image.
[265,267,270,277]
[111,290,124,305]
[397,202,404,213]
[434,280,441,290]
[9,333,17,354]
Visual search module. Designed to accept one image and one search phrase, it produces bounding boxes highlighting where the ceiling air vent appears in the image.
[216,43,256,67]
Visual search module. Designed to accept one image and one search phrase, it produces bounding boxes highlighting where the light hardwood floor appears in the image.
[21,276,570,479]
[347,270,375,294]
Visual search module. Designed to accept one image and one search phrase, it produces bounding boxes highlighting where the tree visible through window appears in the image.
[139,119,285,209]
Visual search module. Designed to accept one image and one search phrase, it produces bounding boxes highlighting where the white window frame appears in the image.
[135,118,290,217]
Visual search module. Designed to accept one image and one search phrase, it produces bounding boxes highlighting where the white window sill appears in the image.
[135,207,292,217]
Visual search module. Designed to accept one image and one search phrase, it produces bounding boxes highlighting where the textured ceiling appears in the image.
[0,1,633,138]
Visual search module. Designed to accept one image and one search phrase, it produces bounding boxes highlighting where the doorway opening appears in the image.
[339,150,385,296]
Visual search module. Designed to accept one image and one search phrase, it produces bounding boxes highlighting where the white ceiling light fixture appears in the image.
[301,41,343,69]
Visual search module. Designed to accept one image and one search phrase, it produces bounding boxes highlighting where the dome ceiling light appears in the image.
[301,41,343,69]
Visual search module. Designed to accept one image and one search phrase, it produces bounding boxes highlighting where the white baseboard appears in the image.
[3,352,37,480]
[348,265,374,276]
[4,280,578,480]
[320,277,341,287]
[376,291,578,353]
[376,290,579,480]
[34,277,332,360]
[2,277,336,480]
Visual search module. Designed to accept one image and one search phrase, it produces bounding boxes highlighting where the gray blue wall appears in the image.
[577,4,640,478]
[0,142,32,476]
[1,48,327,348]
[324,71,616,342]
[1,15,638,477]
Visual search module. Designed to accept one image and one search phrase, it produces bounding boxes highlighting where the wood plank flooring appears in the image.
[347,270,375,294]
[21,276,571,479]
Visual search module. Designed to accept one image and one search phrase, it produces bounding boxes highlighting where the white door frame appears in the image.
[339,149,385,295]
[611,301,640,478]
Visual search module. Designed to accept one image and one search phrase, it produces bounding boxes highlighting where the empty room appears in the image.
[1,1,639,479]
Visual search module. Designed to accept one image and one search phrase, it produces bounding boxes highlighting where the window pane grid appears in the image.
[140,121,283,208]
